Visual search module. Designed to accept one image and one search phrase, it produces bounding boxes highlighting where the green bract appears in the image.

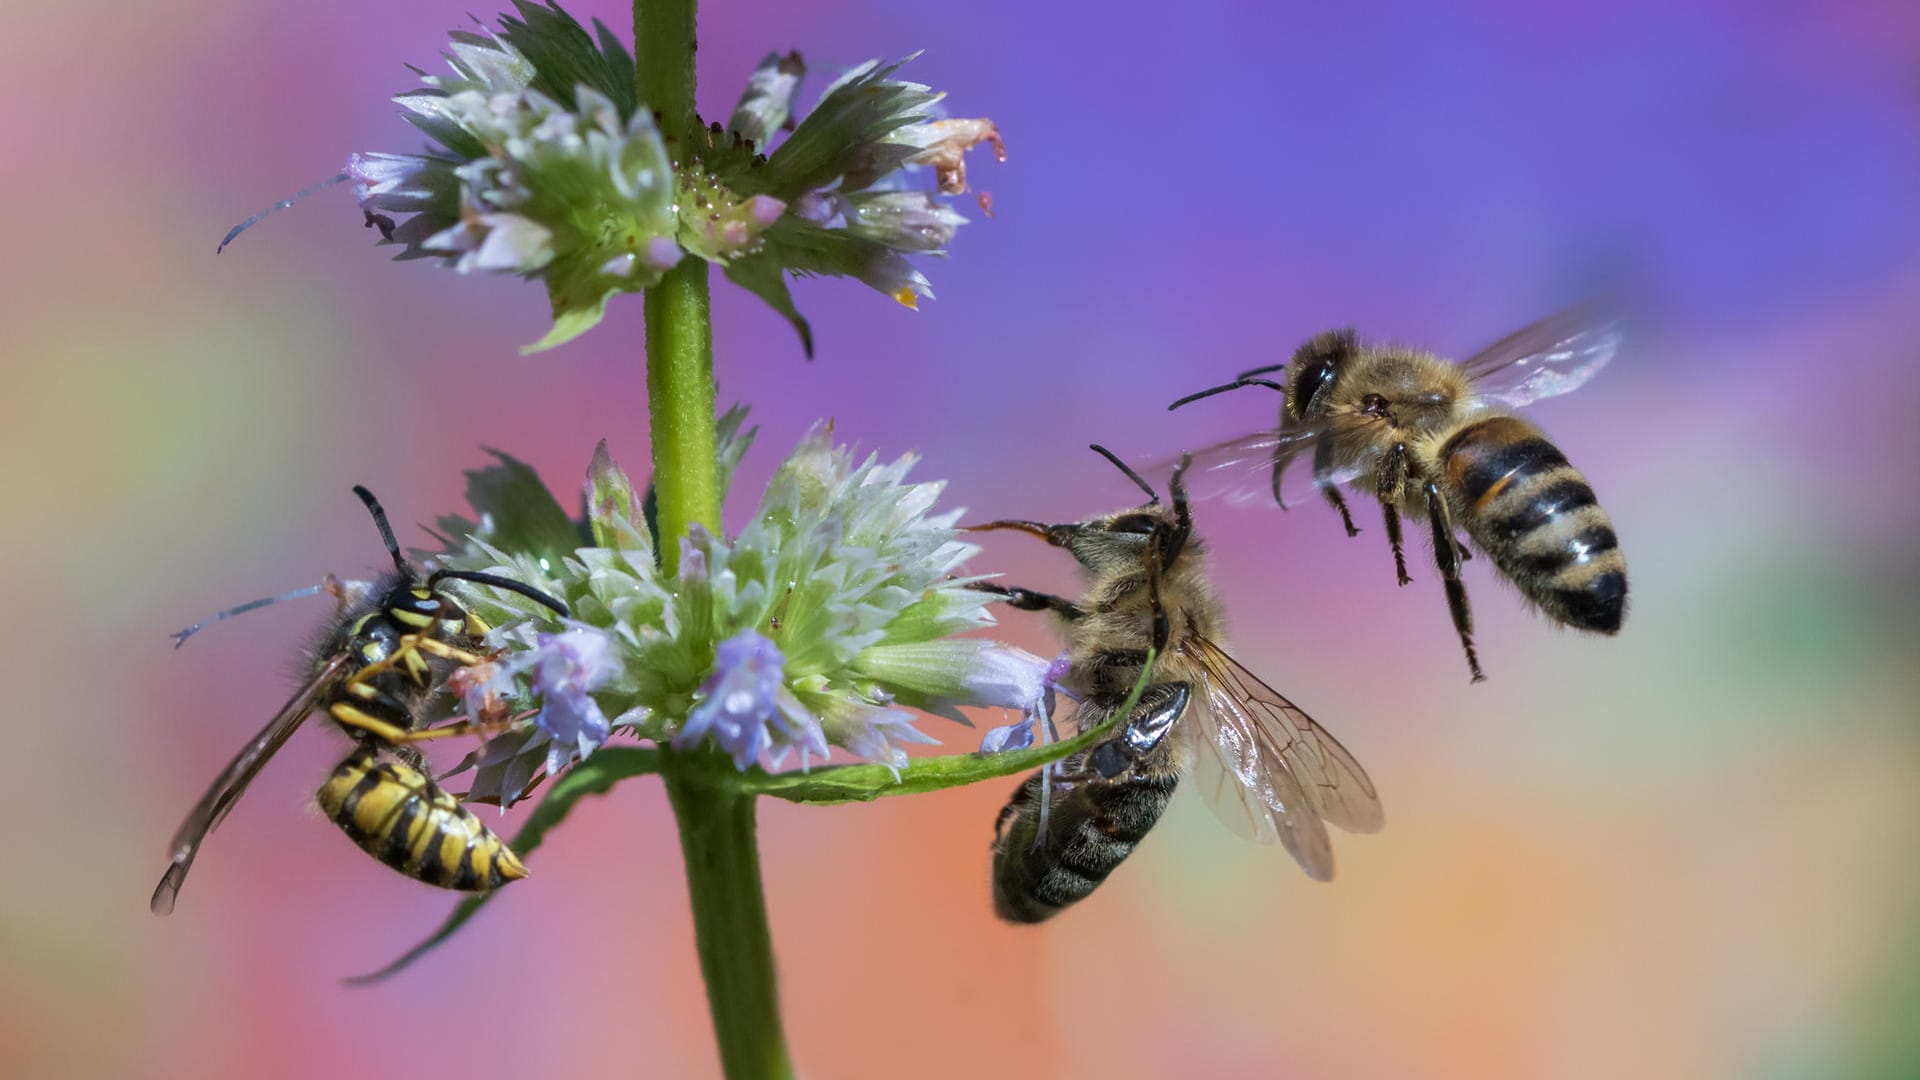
[348,2,1004,354]
[428,409,1046,805]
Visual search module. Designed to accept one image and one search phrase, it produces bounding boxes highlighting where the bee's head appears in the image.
[1286,328,1360,422]
[968,447,1194,576]
[1056,504,1187,575]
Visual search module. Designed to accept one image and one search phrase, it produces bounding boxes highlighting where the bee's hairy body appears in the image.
[1287,331,1627,678]
[991,735,1182,924]
[988,504,1215,923]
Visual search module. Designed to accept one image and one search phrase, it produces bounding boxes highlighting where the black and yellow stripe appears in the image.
[316,747,528,890]
[1440,414,1628,633]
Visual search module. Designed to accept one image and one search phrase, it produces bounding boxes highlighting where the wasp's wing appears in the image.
[1184,635,1383,881]
[149,652,348,916]
[1143,426,1361,509]
[1458,306,1625,409]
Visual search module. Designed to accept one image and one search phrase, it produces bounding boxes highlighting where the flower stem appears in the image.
[662,760,793,1080]
[644,261,718,574]
[636,5,787,1075]
[636,0,715,575]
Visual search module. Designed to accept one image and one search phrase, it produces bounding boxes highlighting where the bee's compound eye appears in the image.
[1107,514,1159,536]
[1291,357,1338,417]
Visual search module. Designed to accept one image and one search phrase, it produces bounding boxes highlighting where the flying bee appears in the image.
[971,447,1383,923]
[149,486,570,915]
[1166,306,1629,682]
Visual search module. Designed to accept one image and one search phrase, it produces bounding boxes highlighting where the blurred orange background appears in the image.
[3,1,1917,1078]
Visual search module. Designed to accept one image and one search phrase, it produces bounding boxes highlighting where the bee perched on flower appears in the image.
[223,2,1004,354]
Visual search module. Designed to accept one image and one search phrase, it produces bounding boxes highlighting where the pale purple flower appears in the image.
[676,631,828,771]
[847,192,968,253]
[979,650,1072,755]
[524,626,618,775]
[835,700,940,779]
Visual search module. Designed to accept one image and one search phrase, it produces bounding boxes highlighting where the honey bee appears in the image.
[1167,307,1629,682]
[149,486,569,915]
[971,447,1382,923]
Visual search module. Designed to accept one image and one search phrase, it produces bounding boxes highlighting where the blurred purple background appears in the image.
[5,1,1918,1077]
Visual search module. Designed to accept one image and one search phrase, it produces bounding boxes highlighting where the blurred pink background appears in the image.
[4,1,1918,1077]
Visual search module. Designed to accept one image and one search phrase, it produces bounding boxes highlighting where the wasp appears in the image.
[150,487,569,915]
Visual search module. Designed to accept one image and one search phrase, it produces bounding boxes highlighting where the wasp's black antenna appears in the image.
[352,486,411,574]
[217,171,352,253]
[170,583,336,648]
[1089,444,1159,504]
[427,569,572,618]
[1167,375,1287,411]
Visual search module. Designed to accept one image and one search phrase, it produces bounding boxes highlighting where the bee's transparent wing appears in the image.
[149,652,347,915]
[1459,305,1626,409]
[1144,426,1361,509]
[1184,635,1383,881]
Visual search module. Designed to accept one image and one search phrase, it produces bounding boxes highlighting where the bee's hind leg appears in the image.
[1420,478,1484,683]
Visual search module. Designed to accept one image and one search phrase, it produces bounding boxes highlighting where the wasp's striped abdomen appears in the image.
[990,743,1179,924]
[316,747,528,891]
[1439,414,1627,633]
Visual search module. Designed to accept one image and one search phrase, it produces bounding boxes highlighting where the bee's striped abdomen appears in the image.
[316,747,528,891]
[1440,414,1628,633]
[991,744,1179,924]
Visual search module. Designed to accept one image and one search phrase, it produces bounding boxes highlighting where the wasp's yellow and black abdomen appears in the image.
[990,743,1179,924]
[316,747,528,891]
[1440,414,1627,633]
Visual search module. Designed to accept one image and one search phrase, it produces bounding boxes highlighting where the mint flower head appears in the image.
[434,411,1051,804]
[332,3,1003,354]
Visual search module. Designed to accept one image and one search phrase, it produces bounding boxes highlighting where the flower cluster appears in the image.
[435,410,1053,804]
[348,2,1003,353]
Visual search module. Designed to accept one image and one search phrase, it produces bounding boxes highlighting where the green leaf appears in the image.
[441,449,579,563]
[715,404,759,499]
[746,650,1156,805]
[497,0,637,116]
[761,57,938,200]
[345,747,661,985]
[723,252,814,357]
[524,283,617,354]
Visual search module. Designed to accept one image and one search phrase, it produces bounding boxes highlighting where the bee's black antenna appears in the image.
[352,486,412,574]
[427,569,572,618]
[217,171,352,253]
[1168,375,1286,411]
[1089,444,1158,504]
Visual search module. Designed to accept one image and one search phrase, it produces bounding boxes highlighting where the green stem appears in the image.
[662,759,793,1080]
[636,9,786,1077]
[638,0,715,576]
[644,259,718,574]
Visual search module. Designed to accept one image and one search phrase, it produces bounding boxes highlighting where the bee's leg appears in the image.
[1420,478,1484,683]
[1315,437,1360,537]
[966,581,1084,620]
[1270,444,1297,511]
[1372,441,1415,586]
